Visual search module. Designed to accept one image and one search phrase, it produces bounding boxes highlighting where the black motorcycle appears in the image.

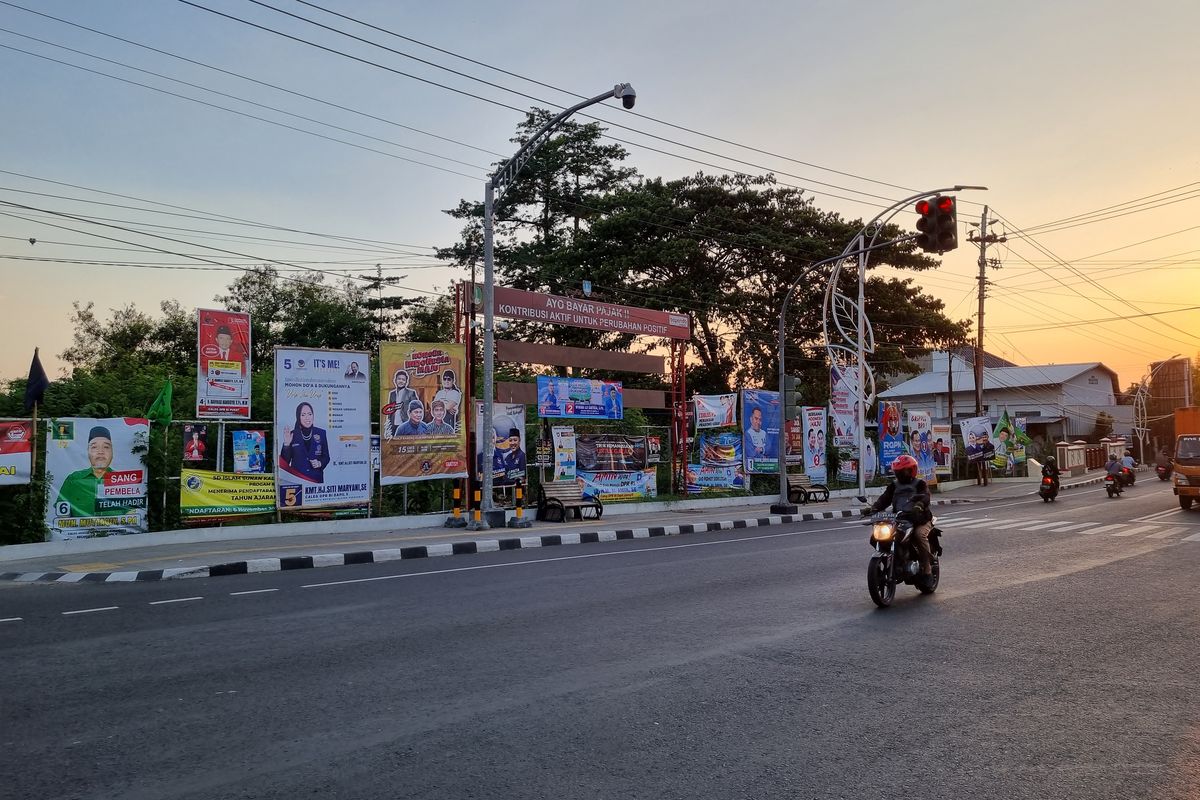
[1156,463,1172,481]
[864,511,941,608]
[1105,473,1123,498]
[1038,474,1059,502]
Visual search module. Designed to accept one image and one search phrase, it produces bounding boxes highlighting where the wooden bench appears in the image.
[536,480,604,522]
[787,473,830,505]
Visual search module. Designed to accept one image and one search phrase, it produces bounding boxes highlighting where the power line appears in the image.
[1012,181,1200,234]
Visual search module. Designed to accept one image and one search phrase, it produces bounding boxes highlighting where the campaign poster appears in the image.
[830,363,860,448]
[686,464,746,494]
[180,468,275,520]
[576,469,657,501]
[476,402,527,487]
[647,435,662,464]
[785,419,804,465]
[380,343,468,485]
[537,376,623,420]
[693,393,737,429]
[878,401,904,473]
[181,423,212,468]
[802,406,827,483]
[552,426,576,481]
[274,348,372,510]
[0,421,33,485]
[576,434,648,472]
[960,416,995,464]
[232,430,268,474]
[992,409,1031,474]
[907,410,937,485]
[44,417,149,539]
[931,423,953,477]
[196,308,251,419]
[699,432,742,467]
[741,388,781,474]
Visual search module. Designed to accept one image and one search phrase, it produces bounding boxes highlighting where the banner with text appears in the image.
[180,468,275,520]
[931,423,953,477]
[992,409,1031,473]
[380,342,468,485]
[536,376,623,420]
[492,284,691,340]
[196,308,251,419]
[686,463,746,494]
[45,417,149,539]
[830,363,860,448]
[699,431,742,468]
[906,410,937,485]
[181,423,213,469]
[476,402,527,487]
[552,426,576,481]
[232,430,268,474]
[576,469,658,501]
[801,406,828,483]
[879,400,904,473]
[741,388,781,474]
[576,434,647,472]
[0,421,33,485]
[693,393,738,429]
[274,348,372,510]
[960,416,995,463]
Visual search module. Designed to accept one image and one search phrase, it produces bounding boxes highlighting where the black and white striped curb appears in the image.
[0,499,978,584]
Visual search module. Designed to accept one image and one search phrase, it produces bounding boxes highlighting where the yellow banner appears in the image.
[180,469,275,518]
[379,342,469,485]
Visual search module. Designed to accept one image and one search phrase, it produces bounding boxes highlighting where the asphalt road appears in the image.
[3,479,1198,799]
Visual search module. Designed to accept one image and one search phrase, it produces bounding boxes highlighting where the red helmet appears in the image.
[890,454,918,481]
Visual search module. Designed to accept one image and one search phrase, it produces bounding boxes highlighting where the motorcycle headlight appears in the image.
[872,523,894,541]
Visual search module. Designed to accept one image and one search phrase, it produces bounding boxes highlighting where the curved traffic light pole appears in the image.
[773,185,986,513]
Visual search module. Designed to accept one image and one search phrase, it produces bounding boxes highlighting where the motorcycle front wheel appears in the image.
[867,555,895,608]
[917,560,940,595]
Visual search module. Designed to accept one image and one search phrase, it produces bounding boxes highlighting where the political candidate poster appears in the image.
[537,376,623,420]
[0,421,33,485]
[576,434,648,472]
[802,406,828,483]
[878,401,904,473]
[181,423,212,469]
[741,388,781,474]
[906,409,937,485]
[552,426,576,481]
[180,468,275,520]
[379,342,468,485]
[830,363,861,449]
[992,409,1031,475]
[576,469,658,501]
[476,402,527,487]
[931,423,953,477]
[196,309,251,419]
[274,348,371,510]
[44,417,149,539]
[232,430,268,474]
[693,393,737,429]
[686,463,746,494]
[960,416,995,463]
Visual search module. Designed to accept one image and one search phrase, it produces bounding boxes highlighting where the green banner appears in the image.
[180,468,275,519]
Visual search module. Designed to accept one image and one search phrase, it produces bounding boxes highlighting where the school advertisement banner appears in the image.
[741,388,781,474]
[879,401,904,472]
[992,409,1031,474]
[536,376,623,420]
[801,406,828,483]
[0,421,33,485]
[274,348,372,510]
[45,417,149,539]
[931,423,953,477]
[232,430,267,474]
[476,402,527,487]
[693,393,737,429]
[907,410,937,485]
[960,416,995,463]
[379,342,468,485]
[552,426,576,480]
[180,468,275,519]
[576,434,647,472]
[196,309,251,419]
[576,469,658,501]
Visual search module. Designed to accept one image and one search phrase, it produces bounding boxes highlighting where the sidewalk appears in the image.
[0,475,1100,583]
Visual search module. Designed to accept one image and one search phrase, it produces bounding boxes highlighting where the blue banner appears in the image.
[741,388,781,474]
[878,400,904,473]
[698,432,742,467]
[686,463,745,494]
[576,469,656,500]
[536,376,623,420]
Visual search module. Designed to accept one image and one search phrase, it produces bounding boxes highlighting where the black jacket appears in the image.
[871,477,932,523]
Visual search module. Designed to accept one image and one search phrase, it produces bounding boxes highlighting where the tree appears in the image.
[1093,410,1115,440]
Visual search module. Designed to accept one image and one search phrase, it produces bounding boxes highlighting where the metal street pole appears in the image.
[475,84,636,529]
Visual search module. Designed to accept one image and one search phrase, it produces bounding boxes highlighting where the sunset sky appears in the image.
[2,0,1197,390]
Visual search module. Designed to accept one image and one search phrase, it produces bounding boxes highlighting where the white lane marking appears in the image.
[149,597,203,605]
[1182,532,1200,543]
[62,606,119,616]
[1041,523,1095,533]
[0,617,22,623]
[1131,508,1186,523]
[229,589,278,596]
[1146,527,1188,539]
[1079,524,1129,536]
[301,522,855,590]
[1005,520,1050,530]
[1110,525,1161,538]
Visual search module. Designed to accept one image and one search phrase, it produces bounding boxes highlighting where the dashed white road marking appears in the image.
[0,617,22,623]
[1110,525,1161,538]
[62,606,118,616]
[1079,524,1129,536]
[1146,527,1188,539]
[1041,523,1095,533]
[149,597,204,605]
[230,589,278,596]
[1182,531,1200,543]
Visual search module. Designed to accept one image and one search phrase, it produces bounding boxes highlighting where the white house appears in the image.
[879,351,1132,443]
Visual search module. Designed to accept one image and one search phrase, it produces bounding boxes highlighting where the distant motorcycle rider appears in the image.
[1121,449,1137,470]
[868,454,934,581]
[1106,453,1126,486]
[1041,455,1060,490]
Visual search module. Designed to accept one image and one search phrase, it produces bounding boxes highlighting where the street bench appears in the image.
[787,473,830,505]
[536,480,604,523]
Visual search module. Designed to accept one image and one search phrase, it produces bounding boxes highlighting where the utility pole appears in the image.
[967,206,1006,416]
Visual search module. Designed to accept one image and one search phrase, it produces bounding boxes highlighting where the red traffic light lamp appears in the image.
[914,195,958,253]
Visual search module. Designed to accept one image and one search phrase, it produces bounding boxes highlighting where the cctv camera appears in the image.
[615,83,636,109]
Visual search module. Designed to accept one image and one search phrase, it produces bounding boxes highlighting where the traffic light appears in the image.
[915,195,959,253]
[784,375,802,420]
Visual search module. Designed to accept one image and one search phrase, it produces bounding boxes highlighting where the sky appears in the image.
[2,0,1198,390]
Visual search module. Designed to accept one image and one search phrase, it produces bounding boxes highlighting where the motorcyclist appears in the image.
[1040,455,1060,491]
[867,454,934,582]
[1121,449,1137,469]
[1106,454,1126,487]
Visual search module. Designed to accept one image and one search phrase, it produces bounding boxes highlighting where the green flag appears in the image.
[146,379,173,425]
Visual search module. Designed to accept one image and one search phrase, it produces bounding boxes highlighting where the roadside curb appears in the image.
[0,499,978,584]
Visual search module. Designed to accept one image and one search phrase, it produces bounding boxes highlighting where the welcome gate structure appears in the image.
[455,282,692,497]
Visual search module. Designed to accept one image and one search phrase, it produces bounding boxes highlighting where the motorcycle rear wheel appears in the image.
[917,561,940,594]
[867,555,895,608]
[1106,487,1116,498]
